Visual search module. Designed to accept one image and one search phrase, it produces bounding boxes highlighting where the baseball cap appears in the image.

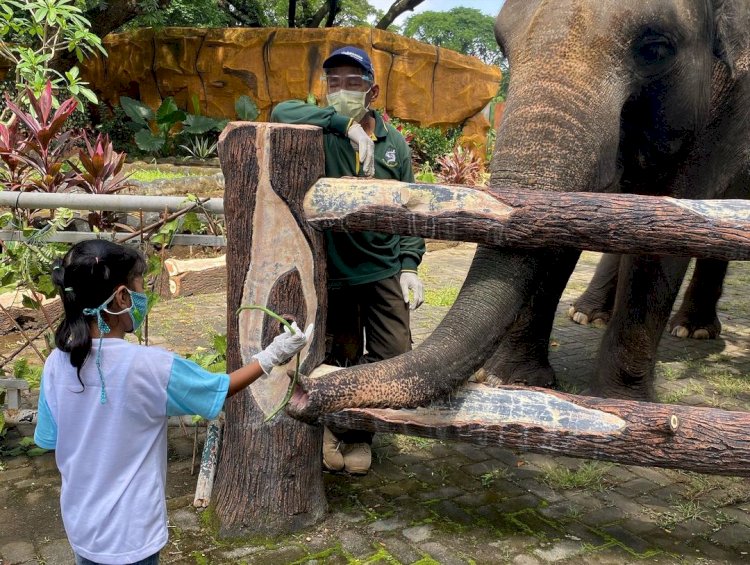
[323,46,374,77]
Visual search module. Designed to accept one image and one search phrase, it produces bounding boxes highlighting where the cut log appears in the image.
[305,178,750,260]
[168,266,226,297]
[164,255,226,276]
[0,293,62,334]
[321,379,750,477]
[214,122,328,536]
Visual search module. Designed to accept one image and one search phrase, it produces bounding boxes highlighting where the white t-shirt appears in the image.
[34,339,229,564]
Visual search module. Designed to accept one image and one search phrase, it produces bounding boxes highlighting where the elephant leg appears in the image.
[480,249,580,388]
[593,255,690,400]
[669,259,727,339]
[568,253,620,327]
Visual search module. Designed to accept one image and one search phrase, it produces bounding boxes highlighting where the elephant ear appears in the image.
[713,0,750,76]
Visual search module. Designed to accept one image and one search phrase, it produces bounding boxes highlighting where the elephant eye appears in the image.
[634,33,676,72]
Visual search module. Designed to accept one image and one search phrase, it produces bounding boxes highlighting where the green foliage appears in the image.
[235,95,259,121]
[120,95,239,158]
[397,120,461,167]
[403,7,502,66]
[124,0,231,29]
[10,358,42,389]
[0,0,105,115]
[414,163,437,183]
[179,136,218,160]
[0,435,48,457]
[186,333,227,374]
[123,0,381,30]
[0,211,72,301]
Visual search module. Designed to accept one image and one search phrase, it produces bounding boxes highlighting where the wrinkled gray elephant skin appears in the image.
[288,0,750,420]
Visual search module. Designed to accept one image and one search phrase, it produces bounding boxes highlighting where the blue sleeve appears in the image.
[166,356,230,419]
[34,383,57,450]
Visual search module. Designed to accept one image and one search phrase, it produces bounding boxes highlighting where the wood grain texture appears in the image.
[213,122,328,536]
[322,382,750,476]
[305,178,750,260]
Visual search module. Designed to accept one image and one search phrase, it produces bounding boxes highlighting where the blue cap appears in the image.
[323,46,374,77]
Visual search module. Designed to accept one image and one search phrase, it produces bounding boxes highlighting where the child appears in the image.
[33,239,311,564]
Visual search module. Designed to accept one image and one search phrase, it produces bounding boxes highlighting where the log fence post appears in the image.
[213,122,328,536]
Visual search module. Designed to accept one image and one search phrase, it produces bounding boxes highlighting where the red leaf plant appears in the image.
[2,82,81,193]
[436,145,484,186]
[0,117,27,189]
[77,132,129,195]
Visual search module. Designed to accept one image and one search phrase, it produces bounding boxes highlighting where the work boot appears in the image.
[343,442,372,475]
[322,427,344,472]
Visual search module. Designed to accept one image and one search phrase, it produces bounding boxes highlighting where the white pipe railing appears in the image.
[0,192,225,215]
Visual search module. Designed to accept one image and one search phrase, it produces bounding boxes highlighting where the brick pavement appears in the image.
[2,244,749,564]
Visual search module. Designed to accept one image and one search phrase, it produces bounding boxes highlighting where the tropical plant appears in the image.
[1,82,81,194]
[120,96,186,156]
[120,96,229,156]
[234,94,259,121]
[436,145,484,186]
[0,0,104,118]
[179,136,218,160]
[77,132,129,194]
[389,117,461,167]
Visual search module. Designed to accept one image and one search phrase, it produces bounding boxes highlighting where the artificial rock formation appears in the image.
[82,27,502,130]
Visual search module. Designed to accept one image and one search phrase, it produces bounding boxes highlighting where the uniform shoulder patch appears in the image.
[384,147,398,166]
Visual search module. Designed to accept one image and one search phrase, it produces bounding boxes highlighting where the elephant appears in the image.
[288,0,750,419]
[567,168,748,340]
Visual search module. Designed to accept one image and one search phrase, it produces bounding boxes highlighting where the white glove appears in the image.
[346,122,375,177]
[399,271,424,310]
[253,322,313,375]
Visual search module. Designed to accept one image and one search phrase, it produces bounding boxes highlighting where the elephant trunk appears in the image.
[288,34,630,420]
[288,247,543,417]
[490,64,625,194]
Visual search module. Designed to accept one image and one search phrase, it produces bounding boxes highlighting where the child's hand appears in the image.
[253,322,314,375]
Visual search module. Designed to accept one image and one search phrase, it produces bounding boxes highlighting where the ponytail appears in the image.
[52,241,147,387]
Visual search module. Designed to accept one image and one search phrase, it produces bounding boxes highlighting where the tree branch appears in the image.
[375,0,425,30]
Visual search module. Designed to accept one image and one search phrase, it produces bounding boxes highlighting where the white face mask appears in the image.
[327,88,371,122]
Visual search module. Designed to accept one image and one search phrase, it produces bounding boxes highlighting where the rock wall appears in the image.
[82,27,502,131]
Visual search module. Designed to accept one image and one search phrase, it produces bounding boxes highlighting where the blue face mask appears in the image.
[83,286,150,404]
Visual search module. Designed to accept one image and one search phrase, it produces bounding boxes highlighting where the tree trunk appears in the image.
[305,178,750,260]
[288,0,298,27]
[212,122,328,536]
[376,0,425,30]
[322,381,750,477]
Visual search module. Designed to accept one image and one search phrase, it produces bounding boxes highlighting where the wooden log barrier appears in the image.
[214,123,328,536]
[218,124,750,537]
[320,380,750,477]
[305,178,750,260]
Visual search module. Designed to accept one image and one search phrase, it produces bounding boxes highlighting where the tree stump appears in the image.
[213,122,327,536]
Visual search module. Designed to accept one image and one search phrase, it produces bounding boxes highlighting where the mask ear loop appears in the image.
[83,293,117,405]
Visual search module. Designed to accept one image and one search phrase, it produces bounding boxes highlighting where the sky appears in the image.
[370,0,506,25]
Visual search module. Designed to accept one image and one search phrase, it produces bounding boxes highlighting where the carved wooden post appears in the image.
[213,123,327,536]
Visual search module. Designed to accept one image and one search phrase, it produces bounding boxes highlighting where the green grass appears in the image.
[424,286,459,307]
[127,169,190,182]
[541,461,611,492]
[480,467,512,488]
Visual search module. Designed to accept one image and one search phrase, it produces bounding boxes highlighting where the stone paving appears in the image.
[2,244,750,564]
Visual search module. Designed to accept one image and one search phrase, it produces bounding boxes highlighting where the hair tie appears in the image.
[53,265,61,271]
[95,257,100,264]
[64,287,74,293]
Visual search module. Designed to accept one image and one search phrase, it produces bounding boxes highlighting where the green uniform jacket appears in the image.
[271,100,426,288]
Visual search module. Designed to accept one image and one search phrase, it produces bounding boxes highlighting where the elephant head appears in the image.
[288,0,750,418]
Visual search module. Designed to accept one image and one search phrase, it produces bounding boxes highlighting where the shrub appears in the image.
[436,145,484,186]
